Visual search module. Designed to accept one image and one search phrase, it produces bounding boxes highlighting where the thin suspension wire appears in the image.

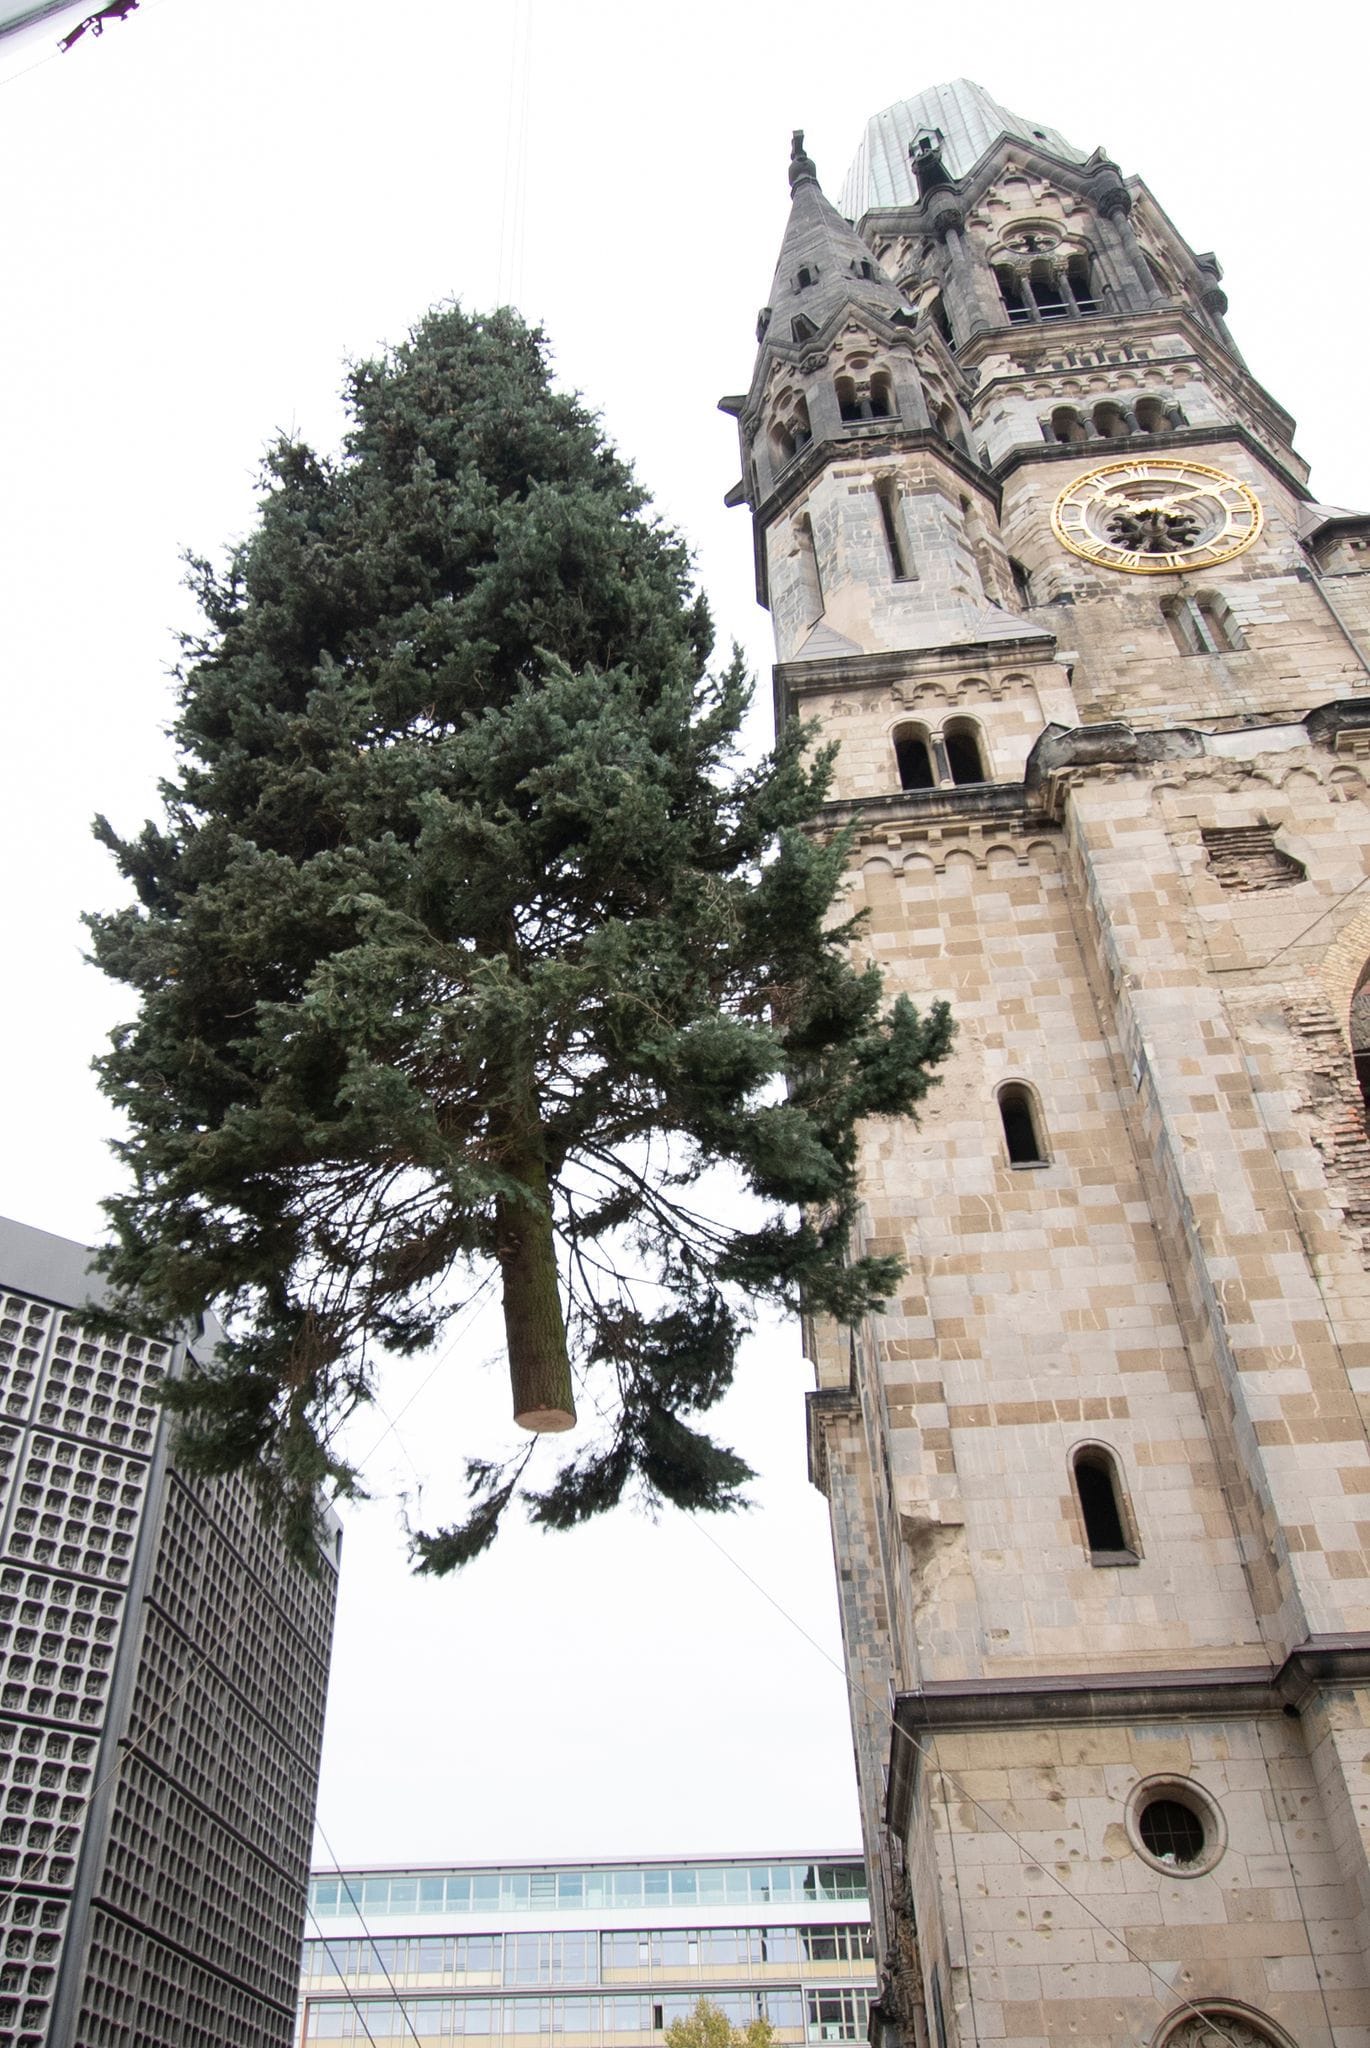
[495,0,532,309]
[686,1513,1267,2048]
[314,1820,428,2048]
[303,1906,384,2048]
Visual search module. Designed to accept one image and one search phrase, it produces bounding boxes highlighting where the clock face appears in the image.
[1051,458,1263,574]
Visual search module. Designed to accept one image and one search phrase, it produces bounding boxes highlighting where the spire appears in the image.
[758,133,907,352]
[840,78,1086,216]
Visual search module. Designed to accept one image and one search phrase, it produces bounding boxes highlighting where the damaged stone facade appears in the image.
[727,78,1370,2048]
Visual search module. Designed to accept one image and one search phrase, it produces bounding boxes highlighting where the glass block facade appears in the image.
[0,1217,340,2048]
[299,1857,876,2046]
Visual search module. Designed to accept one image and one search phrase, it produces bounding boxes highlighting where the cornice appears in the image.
[775,635,1059,701]
[885,1634,1370,1835]
[805,1385,860,1494]
[755,423,992,530]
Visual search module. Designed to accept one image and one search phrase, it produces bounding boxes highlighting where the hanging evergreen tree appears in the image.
[88,306,952,1568]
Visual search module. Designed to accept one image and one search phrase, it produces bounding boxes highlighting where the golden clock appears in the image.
[1051,458,1263,574]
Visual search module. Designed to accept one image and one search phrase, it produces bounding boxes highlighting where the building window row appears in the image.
[308,1862,867,1922]
[302,1985,870,2040]
[995,253,1098,324]
[303,1924,874,1988]
[1046,398,1186,445]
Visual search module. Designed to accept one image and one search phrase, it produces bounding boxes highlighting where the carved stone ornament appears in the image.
[1052,458,1263,574]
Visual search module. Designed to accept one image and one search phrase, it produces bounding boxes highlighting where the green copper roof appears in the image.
[840,78,1085,217]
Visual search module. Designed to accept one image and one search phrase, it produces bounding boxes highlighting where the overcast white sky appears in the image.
[2,0,1367,1873]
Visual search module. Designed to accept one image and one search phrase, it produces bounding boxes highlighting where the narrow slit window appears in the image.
[1197,592,1243,652]
[876,480,913,581]
[1073,1449,1137,1561]
[943,720,986,785]
[1162,596,1205,655]
[795,513,824,627]
[998,1083,1045,1164]
[894,728,935,791]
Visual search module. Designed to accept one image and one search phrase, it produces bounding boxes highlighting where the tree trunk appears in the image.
[495,1131,576,1434]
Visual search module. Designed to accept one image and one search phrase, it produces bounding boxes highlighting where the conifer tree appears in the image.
[88,306,952,1567]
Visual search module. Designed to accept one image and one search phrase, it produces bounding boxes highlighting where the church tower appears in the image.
[725,81,1370,2048]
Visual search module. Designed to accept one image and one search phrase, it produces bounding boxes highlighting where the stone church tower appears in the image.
[724,80,1370,2048]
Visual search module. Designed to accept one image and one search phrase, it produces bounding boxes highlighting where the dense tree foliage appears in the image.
[88,306,951,1566]
[664,2001,774,2048]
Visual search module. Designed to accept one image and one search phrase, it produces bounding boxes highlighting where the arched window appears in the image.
[998,1082,1047,1165]
[1093,401,1130,440]
[1134,397,1169,435]
[1050,405,1087,446]
[837,371,896,424]
[1065,251,1097,312]
[796,265,818,289]
[1072,1447,1139,1562]
[770,396,812,470]
[875,478,913,582]
[1029,260,1066,318]
[926,293,954,346]
[943,718,986,785]
[893,726,935,791]
[994,265,1029,323]
[937,401,968,454]
[1009,557,1033,607]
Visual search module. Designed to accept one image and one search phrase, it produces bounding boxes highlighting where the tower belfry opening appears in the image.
[723,73,1370,2048]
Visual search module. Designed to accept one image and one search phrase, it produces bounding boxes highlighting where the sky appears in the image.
[1,0,1367,1874]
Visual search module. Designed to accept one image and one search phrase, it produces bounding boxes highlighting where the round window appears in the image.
[1137,1797,1205,1866]
[1126,1777,1225,1877]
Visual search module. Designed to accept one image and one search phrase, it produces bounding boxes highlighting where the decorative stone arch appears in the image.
[1152,2000,1299,2048]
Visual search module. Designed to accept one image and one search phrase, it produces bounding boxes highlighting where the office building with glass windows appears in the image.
[298,1854,876,2045]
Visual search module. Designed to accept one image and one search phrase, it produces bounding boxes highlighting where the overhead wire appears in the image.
[314,1820,428,2048]
[495,0,533,310]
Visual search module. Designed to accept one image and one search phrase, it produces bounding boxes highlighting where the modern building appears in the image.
[0,1216,339,2048]
[725,77,1370,2048]
[297,1854,875,2045]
